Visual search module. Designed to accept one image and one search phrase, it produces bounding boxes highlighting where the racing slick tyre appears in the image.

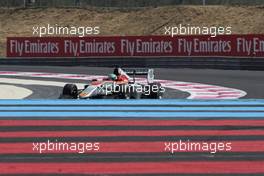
[118,86,131,99]
[121,91,141,99]
[118,85,142,99]
[122,92,131,99]
[130,90,142,99]
[149,82,163,99]
[130,85,142,99]
[62,84,78,99]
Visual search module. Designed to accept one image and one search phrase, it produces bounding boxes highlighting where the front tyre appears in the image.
[62,84,78,99]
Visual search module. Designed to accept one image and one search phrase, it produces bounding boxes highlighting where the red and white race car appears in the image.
[60,68,165,99]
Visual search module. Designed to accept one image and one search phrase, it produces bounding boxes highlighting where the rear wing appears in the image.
[119,68,155,83]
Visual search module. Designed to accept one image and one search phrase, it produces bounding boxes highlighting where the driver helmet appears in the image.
[108,73,117,81]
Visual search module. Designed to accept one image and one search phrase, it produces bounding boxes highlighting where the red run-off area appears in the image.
[6,35,264,57]
[0,119,263,175]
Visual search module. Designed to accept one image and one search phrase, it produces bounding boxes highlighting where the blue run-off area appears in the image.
[0,99,263,119]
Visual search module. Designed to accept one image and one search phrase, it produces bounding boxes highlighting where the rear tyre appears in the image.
[149,83,163,99]
[131,90,142,99]
[118,85,131,99]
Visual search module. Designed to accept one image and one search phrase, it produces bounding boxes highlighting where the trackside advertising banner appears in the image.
[6,35,264,57]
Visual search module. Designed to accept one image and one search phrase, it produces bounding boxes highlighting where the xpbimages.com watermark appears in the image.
[32,24,100,37]
[164,140,232,154]
[164,24,232,38]
[97,83,165,96]
[32,140,100,154]
[80,82,165,97]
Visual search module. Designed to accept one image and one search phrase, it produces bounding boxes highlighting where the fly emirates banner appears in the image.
[6,35,264,57]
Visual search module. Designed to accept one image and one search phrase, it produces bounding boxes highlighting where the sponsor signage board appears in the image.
[7,35,264,57]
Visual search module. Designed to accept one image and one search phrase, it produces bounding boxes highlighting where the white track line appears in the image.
[0,78,86,88]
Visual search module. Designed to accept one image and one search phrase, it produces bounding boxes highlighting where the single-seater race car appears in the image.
[60,68,165,99]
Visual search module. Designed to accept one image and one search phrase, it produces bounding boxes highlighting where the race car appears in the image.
[60,68,165,99]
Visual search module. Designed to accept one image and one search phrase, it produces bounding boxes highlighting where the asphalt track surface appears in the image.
[0,65,264,175]
[0,65,264,98]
